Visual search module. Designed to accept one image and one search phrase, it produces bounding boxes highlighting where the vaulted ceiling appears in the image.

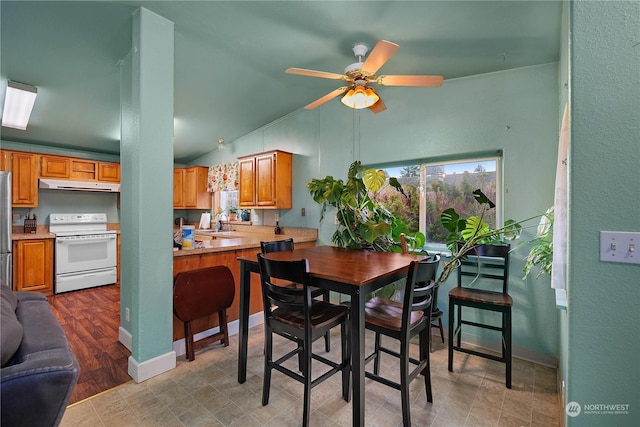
[0,1,562,163]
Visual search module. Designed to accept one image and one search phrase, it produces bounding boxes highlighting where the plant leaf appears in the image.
[348,161,361,179]
[388,177,408,198]
[361,221,391,243]
[461,215,490,241]
[440,208,460,233]
[472,189,496,208]
[363,168,387,193]
[502,219,522,241]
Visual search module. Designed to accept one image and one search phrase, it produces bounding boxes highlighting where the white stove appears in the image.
[50,213,117,293]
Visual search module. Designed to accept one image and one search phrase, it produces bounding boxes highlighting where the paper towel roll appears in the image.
[199,213,211,229]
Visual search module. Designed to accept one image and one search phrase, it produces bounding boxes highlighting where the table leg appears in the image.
[237,260,251,383]
[351,291,365,426]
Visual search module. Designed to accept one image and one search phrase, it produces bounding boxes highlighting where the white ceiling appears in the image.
[0,1,562,163]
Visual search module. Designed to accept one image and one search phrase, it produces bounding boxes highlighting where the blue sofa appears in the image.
[1,282,79,427]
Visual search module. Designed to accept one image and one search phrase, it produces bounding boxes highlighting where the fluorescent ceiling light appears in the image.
[2,81,38,130]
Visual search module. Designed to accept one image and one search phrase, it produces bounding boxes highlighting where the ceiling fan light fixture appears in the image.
[341,86,379,109]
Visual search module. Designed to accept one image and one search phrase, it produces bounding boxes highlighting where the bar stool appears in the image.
[173,266,235,361]
[448,243,512,388]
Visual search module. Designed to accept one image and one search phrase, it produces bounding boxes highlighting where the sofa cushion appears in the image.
[1,285,23,367]
[1,282,18,311]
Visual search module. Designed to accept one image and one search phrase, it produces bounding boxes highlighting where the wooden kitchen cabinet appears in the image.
[13,239,54,296]
[40,155,71,178]
[0,150,10,171]
[70,158,97,180]
[238,150,292,209]
[1,150,39,207]
[173,168,185,208]
[40,154,120,183]
[98,162,120,182]
[174,166,211,209]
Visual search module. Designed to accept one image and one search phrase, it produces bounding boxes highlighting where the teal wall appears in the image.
[566,1,640,425]
[196,63,561,362]
[557,0,570,412]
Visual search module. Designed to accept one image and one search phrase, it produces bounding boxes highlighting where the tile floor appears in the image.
[61,325,561,427]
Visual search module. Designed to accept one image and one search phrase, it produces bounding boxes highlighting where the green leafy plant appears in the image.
[436,189,543,284]
[307,161,425,253]
[522,206,554,279]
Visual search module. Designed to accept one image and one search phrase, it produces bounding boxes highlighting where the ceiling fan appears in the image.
[286,40,444,113]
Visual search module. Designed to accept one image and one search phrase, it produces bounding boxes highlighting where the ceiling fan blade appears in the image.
[304,86,349,110]
[360,40,399,75]
[377,75,444,87]
[286,67,345,80]
[369,97,387,114]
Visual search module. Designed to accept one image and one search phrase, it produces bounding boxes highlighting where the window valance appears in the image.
[208,162,238,192]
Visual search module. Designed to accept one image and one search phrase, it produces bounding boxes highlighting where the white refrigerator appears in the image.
[0,171,12,289]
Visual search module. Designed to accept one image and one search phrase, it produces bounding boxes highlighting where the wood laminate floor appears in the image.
[48,284,131,405]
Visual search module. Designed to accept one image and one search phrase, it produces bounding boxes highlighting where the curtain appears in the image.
[552,104,569,291]
[207,162,238,192]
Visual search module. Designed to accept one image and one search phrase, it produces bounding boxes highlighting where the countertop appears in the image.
[11,225,55,240]
[174,227,317,257]
[10,223,318,254]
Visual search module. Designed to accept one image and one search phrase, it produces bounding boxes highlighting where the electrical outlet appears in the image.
[12,214,20,222]
[274,213,279,222]
[600,231,640,264]
[125,308,130,322]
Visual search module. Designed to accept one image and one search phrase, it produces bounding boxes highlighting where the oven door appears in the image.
[55,233,117,275]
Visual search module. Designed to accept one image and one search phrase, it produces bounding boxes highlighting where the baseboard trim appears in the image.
[118,326,132,351]
[445,327,558,368]
[128,351,176,383]
[172,311,264,356]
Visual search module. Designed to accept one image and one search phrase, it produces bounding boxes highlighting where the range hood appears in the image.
[39,179,120,193]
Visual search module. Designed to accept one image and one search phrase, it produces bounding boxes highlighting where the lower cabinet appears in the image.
[13,239,54,296]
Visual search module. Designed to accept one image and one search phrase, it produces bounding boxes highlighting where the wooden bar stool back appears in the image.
[364,254,441,427]
[257,253,350,427]
[173,266,235,361]
[261,238,331,352]
[399,233,445,350]
[447,243,513,388]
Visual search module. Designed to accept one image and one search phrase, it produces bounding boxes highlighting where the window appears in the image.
[375,157,500,246]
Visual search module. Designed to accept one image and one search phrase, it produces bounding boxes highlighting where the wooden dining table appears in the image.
[236,245,425,427]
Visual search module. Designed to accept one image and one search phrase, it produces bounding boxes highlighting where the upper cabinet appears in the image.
[238,150,292,209]
[173,168,185,208]
[1,150,39,207]
[98,162,120,182]
[40,154,120,183]
[1,150,120,208]
[174,166,211,210]
[40,155,71,178]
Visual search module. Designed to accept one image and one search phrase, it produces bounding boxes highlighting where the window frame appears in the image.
[369,154,503,253]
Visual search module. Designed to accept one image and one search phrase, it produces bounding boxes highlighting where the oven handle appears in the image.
[56,235,117,244]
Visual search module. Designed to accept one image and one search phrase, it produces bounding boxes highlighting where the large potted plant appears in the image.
[436,189,531,284]
[437,190,554,284]
[307,161,425,253]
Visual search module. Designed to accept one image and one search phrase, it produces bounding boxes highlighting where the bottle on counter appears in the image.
[274,221,282,235]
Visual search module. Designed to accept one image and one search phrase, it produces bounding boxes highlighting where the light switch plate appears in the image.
[600,231,640,264]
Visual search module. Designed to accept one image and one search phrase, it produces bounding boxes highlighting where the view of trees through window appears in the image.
[375,159,498,244]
